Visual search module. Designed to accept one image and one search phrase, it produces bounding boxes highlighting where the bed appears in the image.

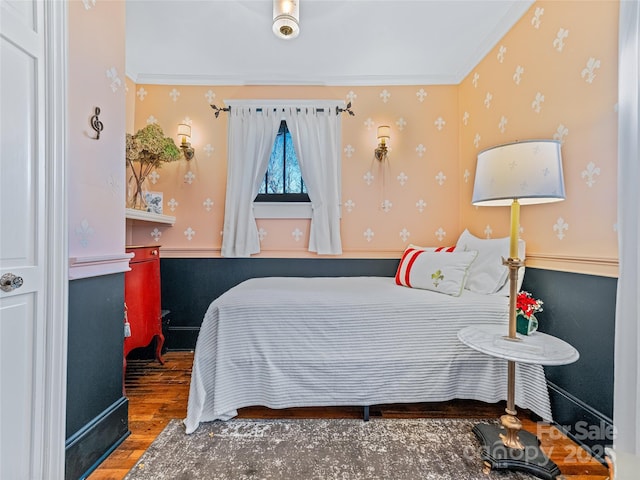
[184,274,553,434]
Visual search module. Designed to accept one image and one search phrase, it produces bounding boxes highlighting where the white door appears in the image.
[1,1,67,479]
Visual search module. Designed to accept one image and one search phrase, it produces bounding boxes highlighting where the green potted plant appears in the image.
[125,123,181,210]
[516,291,544,335]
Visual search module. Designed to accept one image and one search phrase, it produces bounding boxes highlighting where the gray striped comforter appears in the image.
[185,277,552,433]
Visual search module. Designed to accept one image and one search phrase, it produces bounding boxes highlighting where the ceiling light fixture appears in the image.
[273,0,299,40]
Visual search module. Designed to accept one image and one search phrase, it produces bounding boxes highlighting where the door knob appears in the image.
[1,273,24,292]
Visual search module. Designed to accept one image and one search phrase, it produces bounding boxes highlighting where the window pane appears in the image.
[256,120,309,202]
[285,135,302,193]
[267,132,284,194]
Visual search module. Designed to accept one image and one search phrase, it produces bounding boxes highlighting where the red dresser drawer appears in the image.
[126,245,160,262]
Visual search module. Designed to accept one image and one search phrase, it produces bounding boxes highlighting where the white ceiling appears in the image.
[126,0,534,86]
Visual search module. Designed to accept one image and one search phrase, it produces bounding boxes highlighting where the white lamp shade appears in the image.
[177,124,191,139]
[472,140,565,206]
[377,125,391,141]
[273,0,299,39]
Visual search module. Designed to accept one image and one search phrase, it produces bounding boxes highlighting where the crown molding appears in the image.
[129,72,462,87]
[126,1,534,88]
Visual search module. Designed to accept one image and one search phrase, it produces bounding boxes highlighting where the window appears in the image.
[223,100,343,255]
[255,120,309,203]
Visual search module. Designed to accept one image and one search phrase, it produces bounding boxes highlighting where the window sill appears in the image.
[253,202,312,219]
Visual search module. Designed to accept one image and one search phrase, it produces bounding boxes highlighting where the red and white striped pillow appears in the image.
[395,246,478,296]
[395,246,452,286]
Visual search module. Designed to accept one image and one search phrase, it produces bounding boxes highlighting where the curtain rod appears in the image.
[210,102,355,118]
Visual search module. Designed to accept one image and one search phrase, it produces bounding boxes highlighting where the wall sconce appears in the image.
[374,125,390,162]
[273,0,299,39]
[177,123,195,160]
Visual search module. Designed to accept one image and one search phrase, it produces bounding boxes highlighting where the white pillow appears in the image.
[455,229,525,295]
[395,247,478,296]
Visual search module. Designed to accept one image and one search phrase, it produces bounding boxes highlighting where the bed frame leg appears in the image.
[363,406,370,421]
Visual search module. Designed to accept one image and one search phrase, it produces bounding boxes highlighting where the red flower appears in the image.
[516,291,544,319]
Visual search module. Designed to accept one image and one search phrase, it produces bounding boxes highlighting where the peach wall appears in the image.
[68,0,128,276]
[126,1,619,276]
[127,85,461,257]
[459,0,619,276]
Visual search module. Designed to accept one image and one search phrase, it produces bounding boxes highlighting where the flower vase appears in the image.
[516,314,538,335]
[127,174,149,211]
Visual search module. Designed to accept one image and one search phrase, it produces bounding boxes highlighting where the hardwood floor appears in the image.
[89,351,610,480]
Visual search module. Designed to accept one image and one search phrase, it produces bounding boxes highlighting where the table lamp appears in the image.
[471,139,565,456]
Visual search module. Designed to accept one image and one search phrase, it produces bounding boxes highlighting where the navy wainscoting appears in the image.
[522,267,616,461]
[66,273,129,480]
[160,257,400,350]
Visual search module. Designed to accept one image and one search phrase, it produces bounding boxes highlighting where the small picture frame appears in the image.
[145,191,163,215]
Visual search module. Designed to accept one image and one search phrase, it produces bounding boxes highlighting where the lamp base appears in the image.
[472,423,561,480]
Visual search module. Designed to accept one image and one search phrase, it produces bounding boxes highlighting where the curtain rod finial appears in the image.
[211,104,230,118]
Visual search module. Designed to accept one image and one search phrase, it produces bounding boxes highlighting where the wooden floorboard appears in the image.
[88,351,610,480]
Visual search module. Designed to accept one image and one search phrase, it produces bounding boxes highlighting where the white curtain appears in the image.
[221,106,280,257]
[284,107,342,255]
[614,0,640,455]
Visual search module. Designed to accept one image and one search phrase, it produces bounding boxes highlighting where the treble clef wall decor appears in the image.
[90,106,104,140]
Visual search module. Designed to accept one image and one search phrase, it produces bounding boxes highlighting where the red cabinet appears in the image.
[124,246,165,383]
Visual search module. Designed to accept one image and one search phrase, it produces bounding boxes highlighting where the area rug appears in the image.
[124,418,535,479]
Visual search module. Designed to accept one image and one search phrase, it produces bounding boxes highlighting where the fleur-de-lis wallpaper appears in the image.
[128,83,461,258]
[458,0,618,277]
[127,1,619,276]
[69,0,127,262]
